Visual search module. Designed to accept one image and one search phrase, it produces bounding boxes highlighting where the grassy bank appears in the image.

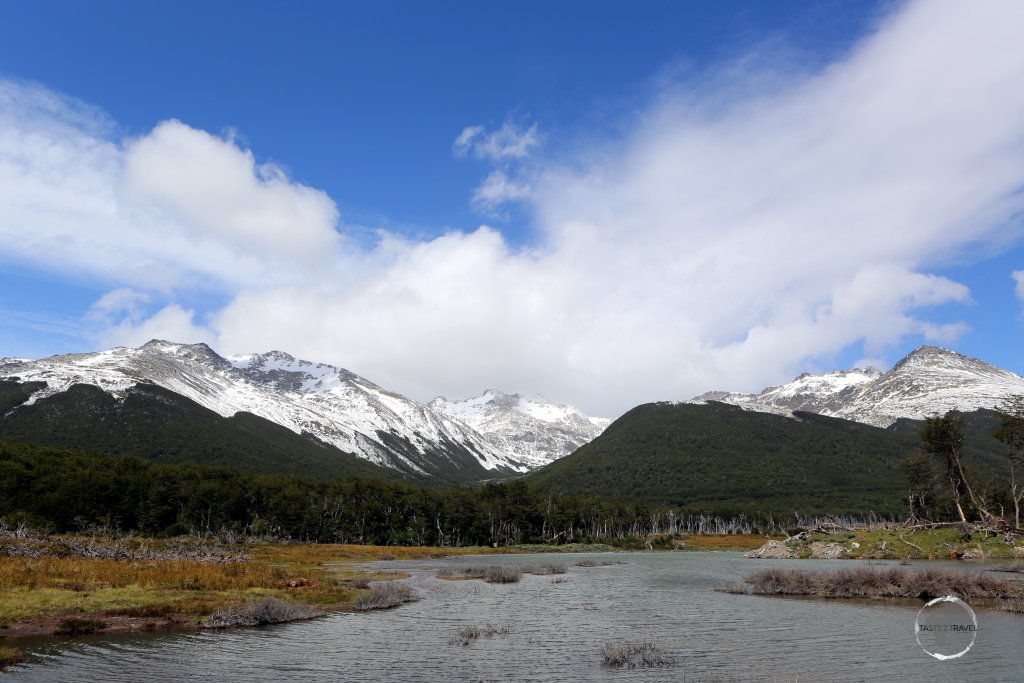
[0,534,515,639]
[746,526,1024,560]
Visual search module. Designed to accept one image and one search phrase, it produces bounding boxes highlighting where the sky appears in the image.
[2,0,1024,417]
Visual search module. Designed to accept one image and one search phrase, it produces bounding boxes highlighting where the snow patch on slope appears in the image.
[429,390,612,468]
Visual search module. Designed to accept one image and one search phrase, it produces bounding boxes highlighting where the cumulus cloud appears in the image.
[453,120,540,160]
[0,84,341,291]
[4,0,1024,416]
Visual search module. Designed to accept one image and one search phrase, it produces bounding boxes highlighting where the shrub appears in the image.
[203,597,318,628]
[601,641,673,668]
[484,565,522,584]
[448,624,511,646]
[353,583,419,611]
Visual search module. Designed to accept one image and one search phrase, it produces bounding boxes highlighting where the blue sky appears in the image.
[1,0,1023,415]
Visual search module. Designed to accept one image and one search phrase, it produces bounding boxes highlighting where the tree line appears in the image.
[0,440,772,545]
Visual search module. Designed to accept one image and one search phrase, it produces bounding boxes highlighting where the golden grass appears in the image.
[0,541,517,629]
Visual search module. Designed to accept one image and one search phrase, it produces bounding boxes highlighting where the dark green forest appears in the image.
[525,402,1012,517]
[0,441,764,545]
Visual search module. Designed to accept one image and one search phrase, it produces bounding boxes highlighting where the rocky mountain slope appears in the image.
[429,390,611,468]
[0,340,529,478]
[694,346,1024,427]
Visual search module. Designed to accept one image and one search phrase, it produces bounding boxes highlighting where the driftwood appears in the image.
[897,535,924,553]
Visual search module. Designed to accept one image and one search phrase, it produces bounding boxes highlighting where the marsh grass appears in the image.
[353,583,419,610]
[523,563,566,575]
[436,565,524,583]
[203,597,318,628]
[0,646,21,669]
[448,624,511,646]
[0,536,513,633]
[601,641,673,668]
[731,566,1024,601]
[485,565,522,583]
[575,559,627,568]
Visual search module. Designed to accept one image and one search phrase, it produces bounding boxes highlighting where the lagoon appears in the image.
[3,552,1023,682]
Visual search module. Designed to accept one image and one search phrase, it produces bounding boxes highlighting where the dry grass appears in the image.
[733,566,1024,601]
[448,624,511,646]
[202,597,318,628]
[601,641,673,668]
[1000,598,1024,614]
[0,540,432,628]
[353,583,419,610]
[436,564,524,583]
[575,559,627,567]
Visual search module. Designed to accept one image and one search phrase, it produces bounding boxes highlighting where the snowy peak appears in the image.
[834,346,1024,427]
[694,346,1024,428]
[430,391,612,468]
[0,341,529,477]
[229,350,361,394]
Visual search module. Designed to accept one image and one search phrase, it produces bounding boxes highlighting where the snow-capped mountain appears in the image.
[0,340,529,476]
[429,390,612,468]
[694,346,1024,427]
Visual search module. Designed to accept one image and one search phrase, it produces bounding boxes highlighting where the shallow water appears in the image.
[4,552,1024,682]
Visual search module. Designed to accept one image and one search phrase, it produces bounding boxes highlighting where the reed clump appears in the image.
[484,565,523,584]
[203,597,318,628]
[436,565,524,583]
[448,624,511,646]
[735,566,1023,601]
[523,562,566,575]
[601,641,673,668]
[353,583,419,610]
[575,559,626,567]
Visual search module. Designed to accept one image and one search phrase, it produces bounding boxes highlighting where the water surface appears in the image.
[4,552,1024,682]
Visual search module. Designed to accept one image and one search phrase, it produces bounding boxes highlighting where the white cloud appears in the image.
[4,0,1024,417]
[0,85,341,291]
[471,170,531,213]
[1014,270,1024,301]
[453,120,540,161]
[86,288,151,324]
[97,304,213,349]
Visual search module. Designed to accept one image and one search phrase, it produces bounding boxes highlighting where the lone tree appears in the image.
[919,412,989,523]
[994,395,1024,529]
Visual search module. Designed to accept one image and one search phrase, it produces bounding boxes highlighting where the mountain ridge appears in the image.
[692,346,1024,427]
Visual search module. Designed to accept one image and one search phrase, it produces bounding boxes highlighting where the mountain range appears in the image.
[0,340,610,480]
[692,346,1024,427]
